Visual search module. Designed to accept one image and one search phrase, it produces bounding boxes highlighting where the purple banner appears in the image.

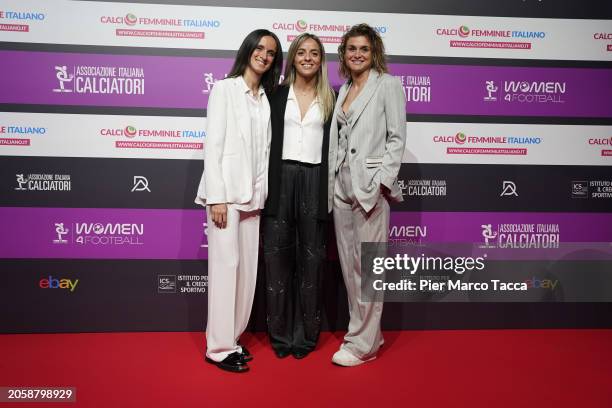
[1,50,611,118]
[0,207,208,260]
[389,212,612,246]
[387,64,612,118]
[0,50,228,109]
[0,208,611,259]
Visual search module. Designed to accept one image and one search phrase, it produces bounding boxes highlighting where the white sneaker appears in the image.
[331,348,376,367]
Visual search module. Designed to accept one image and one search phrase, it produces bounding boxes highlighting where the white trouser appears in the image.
[205,206,260,362]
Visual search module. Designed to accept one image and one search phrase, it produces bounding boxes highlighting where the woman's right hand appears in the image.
[210,204,228,229]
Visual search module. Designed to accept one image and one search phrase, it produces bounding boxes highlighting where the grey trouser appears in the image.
[333,164,388,359]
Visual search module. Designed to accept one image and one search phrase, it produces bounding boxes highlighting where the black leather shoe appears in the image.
[205,352,249,373]
[274,348,291,359]
[292,349,310,359]
[238,343,253,362]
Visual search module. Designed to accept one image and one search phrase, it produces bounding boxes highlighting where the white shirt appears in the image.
[281,85,324,164]
[232,76,270,211]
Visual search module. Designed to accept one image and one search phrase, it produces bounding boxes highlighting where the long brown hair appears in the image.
[283,33,335,121]
[337,23,388,80]
[228,29,283,94]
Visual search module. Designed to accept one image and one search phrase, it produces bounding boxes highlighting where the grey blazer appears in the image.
[327,70,407,213]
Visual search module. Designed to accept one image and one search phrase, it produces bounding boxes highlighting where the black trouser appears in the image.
[262,161,326,355]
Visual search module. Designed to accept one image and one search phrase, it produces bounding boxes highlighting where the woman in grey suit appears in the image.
[327,23,407,366]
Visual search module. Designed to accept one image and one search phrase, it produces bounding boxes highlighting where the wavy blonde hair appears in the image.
[338,23,388,80]
[283,33,335,122]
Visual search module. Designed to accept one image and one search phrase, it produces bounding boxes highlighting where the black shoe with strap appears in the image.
[205,352,249,373]
[238,343,253,362]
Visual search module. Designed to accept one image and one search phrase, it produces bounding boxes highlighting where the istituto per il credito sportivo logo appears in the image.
[158,274,208,294]
[571,180,612,199]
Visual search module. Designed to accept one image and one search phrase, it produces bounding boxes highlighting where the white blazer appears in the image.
[195,76,271,206]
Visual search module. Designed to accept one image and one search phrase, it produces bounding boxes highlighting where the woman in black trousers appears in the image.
[263,33,335,359]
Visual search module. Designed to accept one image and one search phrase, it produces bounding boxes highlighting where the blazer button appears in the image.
[350,148,356,154]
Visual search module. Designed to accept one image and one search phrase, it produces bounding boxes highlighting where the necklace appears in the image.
[295,87,315,97]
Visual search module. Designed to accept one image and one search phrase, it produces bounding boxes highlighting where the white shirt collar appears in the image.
[288,84,319,103]
[239,75,265,97]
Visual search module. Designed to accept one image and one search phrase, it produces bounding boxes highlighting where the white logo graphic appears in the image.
[14,173,71,191]
[71,222,144,246]
[52,66,74,93]
[481,224,498,247]
[571,181,588,198]
[200,222,208,248]
[15,174,27,190]
[500,180,518,197]
[202,72,215,94]
[397,178,447,197]
[53,222,69,244]
[158,275,177,293]
[397,179,407,196]
[131,176,150,192]
[484,80,498,101]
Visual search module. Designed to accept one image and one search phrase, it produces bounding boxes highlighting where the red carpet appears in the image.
[0,330,611,407]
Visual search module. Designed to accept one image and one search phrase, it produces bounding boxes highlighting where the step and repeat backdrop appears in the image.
[1,0,611,333]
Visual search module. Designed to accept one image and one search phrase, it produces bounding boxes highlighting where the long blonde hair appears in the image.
[283,33,335,122]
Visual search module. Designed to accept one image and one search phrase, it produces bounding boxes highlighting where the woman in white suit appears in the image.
[327,24,407,366]
[195,29,283,373]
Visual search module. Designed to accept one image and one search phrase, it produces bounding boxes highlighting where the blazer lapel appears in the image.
[276,85,290,118]
[335,83,349,115]
[231,77,250,143]
[330,83,348,137]
[348,69,382,125]
[272,86,290,148]
[262,91,271,145]
[328,83,348,158]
